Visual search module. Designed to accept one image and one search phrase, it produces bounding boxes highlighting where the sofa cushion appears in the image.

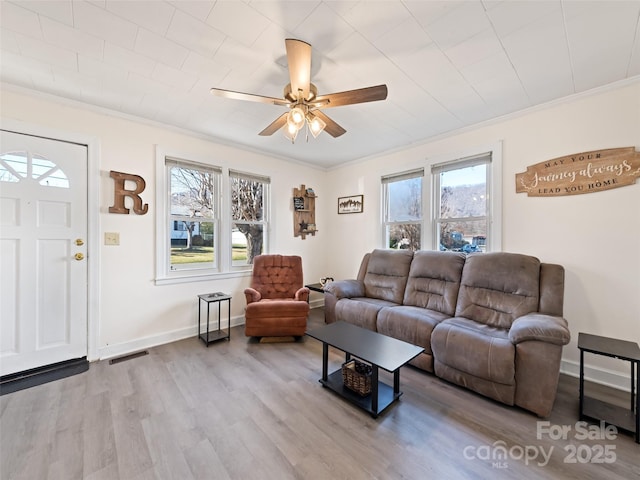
[455,252,540,329]
[434,361,516,406]
[335,297,397,331]
[377,305,450,354]
[431,317,515,385]
[402,250,465,316]
[363,249,414,304]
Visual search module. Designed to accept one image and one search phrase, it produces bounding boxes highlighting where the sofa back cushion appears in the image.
[456,252,540,329]
[363,249,414,304]
[403,251,466,316]
[539,263,565,316]
[356,253,371,282]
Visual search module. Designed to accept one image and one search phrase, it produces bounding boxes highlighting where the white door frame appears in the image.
[1,118,100,362]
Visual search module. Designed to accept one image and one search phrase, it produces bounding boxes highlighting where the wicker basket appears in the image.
[342,359,372,396]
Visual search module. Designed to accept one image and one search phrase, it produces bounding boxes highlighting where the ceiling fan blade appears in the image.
[315,84,388,108]
[285,39,312,101]
[258,112,289,136]
[313,111,346,137]
[210,88,290,107]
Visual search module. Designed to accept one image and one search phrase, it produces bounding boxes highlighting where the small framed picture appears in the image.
[293,196,305,210]
[338,195,364,214]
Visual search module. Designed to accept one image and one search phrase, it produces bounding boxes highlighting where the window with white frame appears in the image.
[156,152,272,283]
[230,169,269,266]
[382,168,424,250]
[432,153,492,253]
[166,158,221,273]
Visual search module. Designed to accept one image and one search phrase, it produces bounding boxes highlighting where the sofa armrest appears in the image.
[295,287,310,302]
[323,279,364,299]
[244,287,262,304]
[509,313,570,346]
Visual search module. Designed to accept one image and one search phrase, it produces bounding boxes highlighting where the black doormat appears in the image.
[0,357,89,396]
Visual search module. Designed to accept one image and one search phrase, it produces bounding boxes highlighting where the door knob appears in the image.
[74,253,84,261]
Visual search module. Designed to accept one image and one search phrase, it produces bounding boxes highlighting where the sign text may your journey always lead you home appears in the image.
[516,147,640,197]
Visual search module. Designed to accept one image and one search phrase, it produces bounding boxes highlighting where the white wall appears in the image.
[1,88,328,359]
[324,80,640,388]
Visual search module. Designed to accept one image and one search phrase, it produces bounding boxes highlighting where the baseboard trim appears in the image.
[98,315,245,361]
[99,306,324,361]
[0,357,89,395]
[561,358,631,392]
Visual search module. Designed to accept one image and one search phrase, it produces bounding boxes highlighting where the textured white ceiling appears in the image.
[1,1,639,169]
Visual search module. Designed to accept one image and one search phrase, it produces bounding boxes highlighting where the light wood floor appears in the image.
[2,308,638,479]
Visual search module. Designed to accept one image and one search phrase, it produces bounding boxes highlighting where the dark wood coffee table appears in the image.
[306,321,424,417]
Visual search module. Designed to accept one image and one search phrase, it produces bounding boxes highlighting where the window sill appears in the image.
[155,269,251,286]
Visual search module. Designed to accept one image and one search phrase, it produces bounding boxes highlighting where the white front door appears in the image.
[0,130,88,376]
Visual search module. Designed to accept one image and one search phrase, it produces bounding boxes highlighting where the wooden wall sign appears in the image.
[109,170,149,214]
[516,147,640,197]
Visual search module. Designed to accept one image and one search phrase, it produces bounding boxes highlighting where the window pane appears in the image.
[0,152,27,180]
[232,223,263,266]
[231,177,263,221]
[0,152,69,187]
[440,164,486,219]
[170,220,214,269]
[438,220,487,252]
[388,177,421,221]
[231,174,266,265]
[387,224,421,251]
[170,166,215,218]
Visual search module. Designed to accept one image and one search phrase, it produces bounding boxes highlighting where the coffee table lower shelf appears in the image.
[320,369,400,417]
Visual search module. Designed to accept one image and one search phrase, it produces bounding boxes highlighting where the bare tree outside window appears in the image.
[169,165,217,269]
[382,170,423,251]
[159,156,272,279]
[231,173,268,265]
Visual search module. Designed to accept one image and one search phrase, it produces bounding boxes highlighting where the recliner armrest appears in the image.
[295,287,310,302]
[509,313,570,346]
[323,280,365,299]
[244,287,262,304]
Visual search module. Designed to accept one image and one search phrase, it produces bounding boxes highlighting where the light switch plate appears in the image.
[105,232,120,245]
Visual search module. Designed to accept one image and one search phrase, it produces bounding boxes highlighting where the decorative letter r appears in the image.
[109,170,149,215]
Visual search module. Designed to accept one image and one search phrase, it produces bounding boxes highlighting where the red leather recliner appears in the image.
[244,254,310,338]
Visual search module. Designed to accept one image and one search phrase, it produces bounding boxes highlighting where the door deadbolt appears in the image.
[75,238,84,246]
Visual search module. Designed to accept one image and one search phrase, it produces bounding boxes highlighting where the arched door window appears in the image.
[0,151,69,188]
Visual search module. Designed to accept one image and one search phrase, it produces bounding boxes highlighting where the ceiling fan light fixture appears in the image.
[307,112,326,138]
[212,40,387,143]
[284,121,299,143]
[287,106,305,131]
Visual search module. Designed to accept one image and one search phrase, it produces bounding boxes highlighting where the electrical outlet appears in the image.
[105,232,120,245]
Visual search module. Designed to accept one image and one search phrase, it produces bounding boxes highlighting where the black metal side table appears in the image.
[305,283,325,294]
[198,292,232,346]
[578,332,640,443]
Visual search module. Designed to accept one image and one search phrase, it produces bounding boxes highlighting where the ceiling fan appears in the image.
[210,39,388,142]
